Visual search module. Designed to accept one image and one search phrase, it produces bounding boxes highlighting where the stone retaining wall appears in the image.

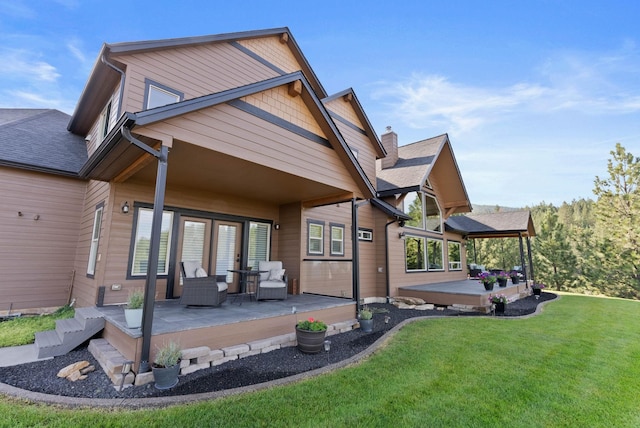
[90,319,357,387]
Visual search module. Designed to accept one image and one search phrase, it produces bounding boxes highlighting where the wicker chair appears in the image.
[179,261,228,306]
[256,261,288,301]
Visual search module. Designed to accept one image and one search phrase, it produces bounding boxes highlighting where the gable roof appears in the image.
[0,109,87,177]
[322,88,386,159]
[68,27,326,135]
[80,72,377,200]
[445,210,536,238]
[376,134,446,194]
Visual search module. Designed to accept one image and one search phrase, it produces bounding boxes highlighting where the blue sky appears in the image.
[2,0,639,208]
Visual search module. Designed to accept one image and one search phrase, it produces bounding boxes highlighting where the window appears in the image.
[248,222,271,269]
[308,221,324,255]
[100,101,112,139]
[448,241,462,270]
[404,235,426,271]
[131,208,173,276]
[404,192,424,229]
[144,79,183,109]
[358,228,373,241]
[427,238,444,271]
[425,194,442,233]
[87,204,104,276]
[330,224,344,256]
[403,192,442,233]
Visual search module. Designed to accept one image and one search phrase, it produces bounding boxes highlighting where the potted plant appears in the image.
[488,294,508,313]
[295,317,328,354]
[152,340,182,389]
[359,306,373,333]
[496,271,509,287]
[478,272,497,290]
[509,270,520,284]
[124,289,144,328]
[531,283,545,298]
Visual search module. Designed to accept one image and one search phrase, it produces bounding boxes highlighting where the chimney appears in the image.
[380,126,398,169]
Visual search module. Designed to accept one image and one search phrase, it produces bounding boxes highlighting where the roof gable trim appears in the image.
[229,41,287,75]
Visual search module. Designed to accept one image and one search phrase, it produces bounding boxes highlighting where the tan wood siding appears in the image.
[333,121,377,186]
[146,104,359,194]
[238,36,300,73]
[324,97,360,124]
[278,202,302,293]
[71,179,110,307]
[117,43,281,113]
[0,168,86,310]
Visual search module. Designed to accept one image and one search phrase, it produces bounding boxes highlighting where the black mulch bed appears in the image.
[0,293,557,399]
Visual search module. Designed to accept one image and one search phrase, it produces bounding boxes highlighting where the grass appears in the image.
[0,305,74,347]
[1,295,640,427]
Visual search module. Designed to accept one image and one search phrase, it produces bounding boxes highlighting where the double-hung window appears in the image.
[308,220,324,255]
[330,224,344,256]
[87,204,104,276]
[448,241,462,270]
[130,207,174,276]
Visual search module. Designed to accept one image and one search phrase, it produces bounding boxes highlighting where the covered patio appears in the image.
[94,294,356,372]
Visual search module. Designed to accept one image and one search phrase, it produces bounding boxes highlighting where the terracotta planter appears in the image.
[497,278,508,287]
[295,327,326,354]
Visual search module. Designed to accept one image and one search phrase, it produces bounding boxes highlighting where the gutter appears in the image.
[101,55,126,117]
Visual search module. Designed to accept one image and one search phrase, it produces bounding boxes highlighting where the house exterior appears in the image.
[1,27,489,369]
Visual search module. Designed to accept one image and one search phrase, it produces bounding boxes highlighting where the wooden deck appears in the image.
[398,279,530,309]
[94,294,356,368]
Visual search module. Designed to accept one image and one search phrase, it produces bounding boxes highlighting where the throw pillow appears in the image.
[195,267,208,278]
[268,268,285,281]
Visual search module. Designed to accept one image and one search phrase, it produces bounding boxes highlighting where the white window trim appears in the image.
[330,224,345,256]
[358,228,373,241]
[87,204,104,276]
[130,208,174,276]
[308,221,324,255]
[427,238,445,271]
[404,234,427,272]
[448,241,462,271]
[143,78,184,110]
[100,101,112,139]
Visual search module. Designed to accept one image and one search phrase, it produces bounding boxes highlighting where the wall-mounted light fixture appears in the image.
[273,223,280,230]
[121,201,130,214]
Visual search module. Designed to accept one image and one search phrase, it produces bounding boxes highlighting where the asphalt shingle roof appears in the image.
[445,211,535,236]
[376,134,446,193]
[0,109,87,176]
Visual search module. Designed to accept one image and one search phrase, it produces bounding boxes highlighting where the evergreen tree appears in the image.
[593,143,640,295]
[533,211,577,290]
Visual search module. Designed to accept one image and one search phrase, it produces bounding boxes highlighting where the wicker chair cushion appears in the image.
[216,282,228,292]
[258,261,282,281]
[268,268,285,281]
[260,280,286,288]
[195,267,208,278]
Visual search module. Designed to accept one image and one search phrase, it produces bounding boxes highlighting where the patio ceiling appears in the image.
[117,137,352,206]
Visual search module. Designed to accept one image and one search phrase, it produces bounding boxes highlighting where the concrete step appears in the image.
[35,307,105,359]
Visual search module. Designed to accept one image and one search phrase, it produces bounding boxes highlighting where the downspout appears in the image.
[121,125,169,373]
[101,55,125,117]
[384,218,405,302]
[351,198,360,310]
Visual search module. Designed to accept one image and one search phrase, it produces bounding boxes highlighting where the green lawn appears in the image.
[0,305,74,347]
[1,294,640,427]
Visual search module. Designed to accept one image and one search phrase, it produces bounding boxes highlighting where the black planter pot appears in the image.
[510,276,520,285]
[483,282,494,291]
[295,327,327,354]
[152,363,180,390]
[360,318,373,333]
[497,278,508,287]
[495,302,505,313]
[533,288,542,296]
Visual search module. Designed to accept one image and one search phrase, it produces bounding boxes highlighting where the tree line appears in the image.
[467,143,639,299]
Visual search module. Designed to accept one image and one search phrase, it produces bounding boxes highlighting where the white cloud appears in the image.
[0,48,60,82]
[373,45,640,136]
